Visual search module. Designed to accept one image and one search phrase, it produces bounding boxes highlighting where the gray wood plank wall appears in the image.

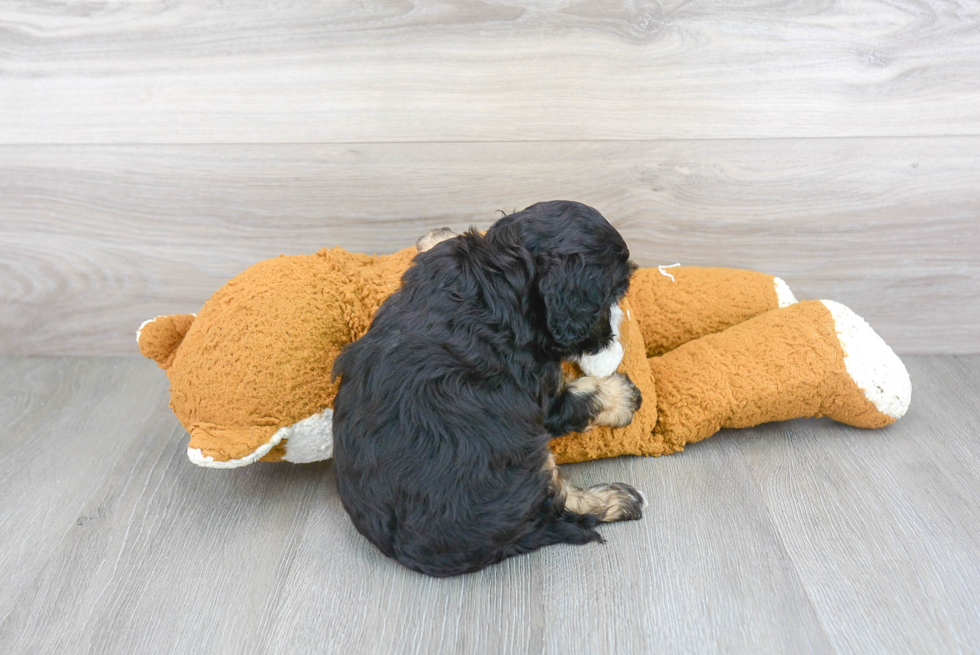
[1,1,978,355]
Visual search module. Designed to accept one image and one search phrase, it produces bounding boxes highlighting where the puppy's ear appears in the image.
[538,256,604,349]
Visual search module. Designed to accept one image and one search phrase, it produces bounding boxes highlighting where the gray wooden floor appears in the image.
[0,355,977,654]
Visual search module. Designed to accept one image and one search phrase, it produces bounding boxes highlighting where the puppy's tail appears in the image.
[397,510,603,578]
[500,511,604,561]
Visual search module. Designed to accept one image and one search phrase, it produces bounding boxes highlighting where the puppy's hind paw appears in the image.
[590,483,645,522]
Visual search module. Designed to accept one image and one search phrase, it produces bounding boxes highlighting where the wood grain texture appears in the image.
[1,355,977,654]
[2,1,980,143]
[255,443,831,654]
[0,422,328,653]
[539,448,833,654]
[737,356,980,654]
[0,357,170,624]
[1,138,977,356]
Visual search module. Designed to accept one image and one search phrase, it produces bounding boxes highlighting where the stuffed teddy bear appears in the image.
[138,232,910,468]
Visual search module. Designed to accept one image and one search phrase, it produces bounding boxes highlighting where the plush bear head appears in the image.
[137,246,661,467]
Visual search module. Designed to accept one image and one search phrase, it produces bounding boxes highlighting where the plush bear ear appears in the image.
[538,255,605,350]
[136,314,196,369]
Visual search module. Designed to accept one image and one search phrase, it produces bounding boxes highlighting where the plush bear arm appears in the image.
[628,266,797,356]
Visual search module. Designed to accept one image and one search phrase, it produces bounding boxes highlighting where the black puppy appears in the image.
[332,200,644,577]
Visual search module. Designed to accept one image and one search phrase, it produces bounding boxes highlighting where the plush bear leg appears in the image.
[649,300,911,453]
[628,266,797,356]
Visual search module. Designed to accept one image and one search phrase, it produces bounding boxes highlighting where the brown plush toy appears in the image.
[138,233,910,468]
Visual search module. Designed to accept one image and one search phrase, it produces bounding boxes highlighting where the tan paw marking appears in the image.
[567,373,642,429]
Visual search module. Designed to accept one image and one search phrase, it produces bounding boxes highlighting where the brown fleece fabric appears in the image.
[139,253,894,466]
[139,246,416,462]
[648,300,894,455]
[629,266,781,356]
[139,314,195,370]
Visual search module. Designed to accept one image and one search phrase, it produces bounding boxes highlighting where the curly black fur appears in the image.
[332,200,641,577]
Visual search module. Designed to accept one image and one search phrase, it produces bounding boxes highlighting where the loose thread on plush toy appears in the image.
[658,263,681,282]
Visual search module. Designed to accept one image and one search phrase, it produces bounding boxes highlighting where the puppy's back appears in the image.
[332,233,602,576]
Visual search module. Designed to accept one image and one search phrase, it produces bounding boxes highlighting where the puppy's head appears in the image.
[491,200,636,357]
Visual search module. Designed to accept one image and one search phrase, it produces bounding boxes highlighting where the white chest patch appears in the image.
[575,304,626,378]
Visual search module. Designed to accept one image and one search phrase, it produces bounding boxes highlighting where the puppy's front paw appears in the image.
[592,372,642,428]
[416,227,458,253]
